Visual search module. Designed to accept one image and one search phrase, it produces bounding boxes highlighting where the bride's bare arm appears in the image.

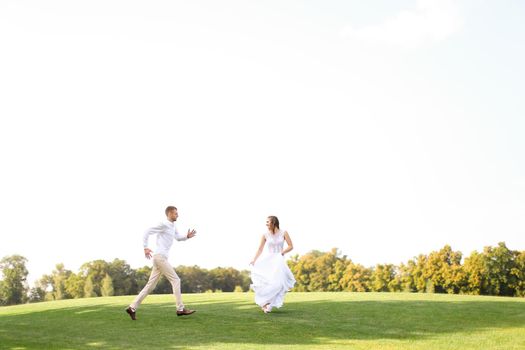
[250,235,266,264]
[281,231,294,256]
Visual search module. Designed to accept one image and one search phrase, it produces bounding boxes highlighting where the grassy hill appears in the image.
[0,292,524,349]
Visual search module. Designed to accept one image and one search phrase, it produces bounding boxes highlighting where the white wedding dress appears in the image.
[250,229,296,311]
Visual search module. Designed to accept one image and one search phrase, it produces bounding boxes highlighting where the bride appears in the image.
[250,216,296,313]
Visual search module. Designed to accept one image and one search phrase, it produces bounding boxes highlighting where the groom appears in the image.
[126,206,197,320]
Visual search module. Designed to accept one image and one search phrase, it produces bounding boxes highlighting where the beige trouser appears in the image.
[130,254,184,311]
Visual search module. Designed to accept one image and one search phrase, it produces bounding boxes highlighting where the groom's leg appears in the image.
[156,255,184,311]
[130,257,162,310]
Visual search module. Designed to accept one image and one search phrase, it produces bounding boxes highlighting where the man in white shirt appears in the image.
[126,206,197,320]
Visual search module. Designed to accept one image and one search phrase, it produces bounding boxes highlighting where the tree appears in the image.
[411,254,428,292]
[101,274,114,296]
[423,245,464,294]
[288,250,323,291]
[288,249,348,292]
[27,279,47,303]
[240,269,252,292]
[38,274,55,301]
[64,273,85,299]
[398,261,417,292]
[84,277,97,298]
[209,267,245,292]
[176,265,211,293]
[462,243,518,296]
[28,286,46,303]
[0,255,29,305]
[462,250,487,295]
[483,242,517,296]
[135,266,152,291]
[50,263,72,300]
[107,259,137,296]
[370,264,397,292]
[331,257,350,291]
[80,260,110,296]
[513,251,525,297]
[340,261,371,292]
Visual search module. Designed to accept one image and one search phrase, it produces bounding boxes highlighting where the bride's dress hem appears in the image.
[250,251,296,309]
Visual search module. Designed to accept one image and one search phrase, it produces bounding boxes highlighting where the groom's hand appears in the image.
[144,248,153,259]
[187,229,197,239]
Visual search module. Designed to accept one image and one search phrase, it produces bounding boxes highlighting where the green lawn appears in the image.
[0,292,524,349]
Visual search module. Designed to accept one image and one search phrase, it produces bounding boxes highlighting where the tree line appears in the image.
[1,242,524,305]
[0,257,251,305]
[288,242,525,296]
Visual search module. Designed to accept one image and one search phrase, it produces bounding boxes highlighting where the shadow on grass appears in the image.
[1,295,525,349]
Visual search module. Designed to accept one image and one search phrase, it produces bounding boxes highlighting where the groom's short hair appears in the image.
[165,206,177,216]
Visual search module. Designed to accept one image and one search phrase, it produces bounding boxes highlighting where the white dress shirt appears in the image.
[143,220,187,258]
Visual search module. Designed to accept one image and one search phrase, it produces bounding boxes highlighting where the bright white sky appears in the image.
[1,0,524,285]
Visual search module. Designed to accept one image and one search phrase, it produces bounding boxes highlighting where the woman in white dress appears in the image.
[250,216,296,313]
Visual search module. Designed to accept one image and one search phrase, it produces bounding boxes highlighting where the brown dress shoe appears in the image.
[125,306,136,320]
[176,308,196,316]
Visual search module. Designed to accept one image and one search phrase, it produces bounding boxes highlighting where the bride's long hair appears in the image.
[267,216,280,232]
